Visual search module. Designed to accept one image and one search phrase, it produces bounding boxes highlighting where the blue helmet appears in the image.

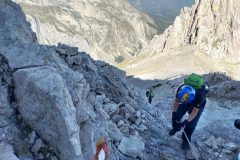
[177,85,196,104]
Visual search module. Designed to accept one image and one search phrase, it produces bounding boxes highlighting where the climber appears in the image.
[146,87,154,104]
[169,73,209,149]
[234,119,240,130]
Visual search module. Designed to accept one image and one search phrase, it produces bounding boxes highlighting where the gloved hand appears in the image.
[180,119,190,128]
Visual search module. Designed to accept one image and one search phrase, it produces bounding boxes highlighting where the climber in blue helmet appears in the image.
[169,83,208,150]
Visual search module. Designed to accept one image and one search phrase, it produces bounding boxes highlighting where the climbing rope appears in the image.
[176,121,199,160]
[182,129,199,160]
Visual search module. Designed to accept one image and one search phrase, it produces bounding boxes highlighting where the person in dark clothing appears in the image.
[234,119,240,159]
[234,119,240,130]
[169,83,208,149]
[146,88,154,104]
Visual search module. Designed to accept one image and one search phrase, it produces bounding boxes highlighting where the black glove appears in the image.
[234,119,240,130]
[180,119,190,128]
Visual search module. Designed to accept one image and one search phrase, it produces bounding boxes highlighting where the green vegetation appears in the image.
[212,38,222,48]
[114,55,125,63]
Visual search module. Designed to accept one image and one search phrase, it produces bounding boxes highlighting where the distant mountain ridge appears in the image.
[122,0,240,80]
[142,0,240,63]
[128,0,195,32]
[15,0,158,64]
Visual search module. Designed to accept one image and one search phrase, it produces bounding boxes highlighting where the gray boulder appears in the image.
[108,122,123,142]
[13,66,83,160]
[0,142,20,160]
[31,139,42,153]
[0,86,13,127]
[118,135,145,158]
[1,43,44,69]
[123,104,136,116]
[103,102,119,116]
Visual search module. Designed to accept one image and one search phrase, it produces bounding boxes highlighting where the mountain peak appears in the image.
[142,0,240,63]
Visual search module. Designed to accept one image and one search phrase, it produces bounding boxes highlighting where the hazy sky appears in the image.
[128,0,195,20]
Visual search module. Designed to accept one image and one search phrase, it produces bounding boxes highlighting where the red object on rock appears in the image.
[93,138,109,160]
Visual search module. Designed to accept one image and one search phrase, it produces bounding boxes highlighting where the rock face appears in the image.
[118,135,145,158]
[204,73,240,99]
[141,0,240,63]
[15,0,158,64]
[0,1,150,160]
[0,142,20,160]
[14,66,83,160]
[0,0,37,47]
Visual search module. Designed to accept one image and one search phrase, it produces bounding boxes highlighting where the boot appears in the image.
[168,128,178,136]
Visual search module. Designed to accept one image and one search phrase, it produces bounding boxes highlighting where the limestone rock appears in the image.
[117,120,125,128]
[111,114,125,124]
[0,86,13,127]
[0,116,10,128]
[31,139,42,153]
[14,66,83,160]
[119,124,129,134]
[204,73,240,99]
[0,0,36,48]
[123,104,136,115]
[205,135,218,149]
[108,122,124,142]
[28,131,36,145]
[103,102,119,116]
[210,81,240,99]
[0,86,12,116]
[51,157,58,160]
[0,142,20,160]
[225,142,239,152]
[221,149,232,155]
[118,135,145,158]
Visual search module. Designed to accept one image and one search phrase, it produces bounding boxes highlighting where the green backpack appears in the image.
[184,73,205,89]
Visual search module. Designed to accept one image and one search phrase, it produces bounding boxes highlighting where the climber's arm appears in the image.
[172,98,179,112]
[187,107,199,122]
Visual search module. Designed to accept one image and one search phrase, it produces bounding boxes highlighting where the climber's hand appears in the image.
[180,119,190,128]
